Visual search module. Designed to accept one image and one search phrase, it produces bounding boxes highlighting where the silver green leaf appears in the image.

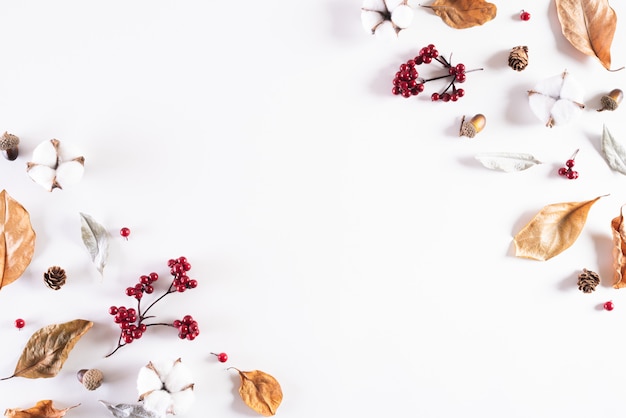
[601,124,626,175]
[474,152,542,172]
[99,401,160,418]
[79,212,109,276]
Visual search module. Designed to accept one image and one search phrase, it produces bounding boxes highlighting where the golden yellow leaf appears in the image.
[611,206,626,288]
[4,400,79,418]
[555,0,617,70]
[422,0,496,29]
[1,319,93,380]
[513,196,603,261]
[0,189,36,290]
[231,368,283,416]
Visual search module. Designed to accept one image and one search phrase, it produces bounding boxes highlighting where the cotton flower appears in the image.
[137,358,195,416]
[26,139,85,191]
[361,0,414,40]
[527,70,585,128]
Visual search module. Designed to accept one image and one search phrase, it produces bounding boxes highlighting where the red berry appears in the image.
[566,170,579,180]
[565,159,575,168]
[604,301,614,311]
[456,89,465,97]
[109,306,119,315]
[120,227,131,239]
[455,73,467,83]
[455,63,466,73]
[441,93,451,102]
[14,318,25,329]
[520,10,531,21]
[431,93,439,101]
[212,352,228,363]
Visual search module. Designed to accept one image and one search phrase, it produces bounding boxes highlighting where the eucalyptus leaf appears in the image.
[601,124,626,175]
[99,401,160,418]
[80,212,109,276]
[475,152,542,172]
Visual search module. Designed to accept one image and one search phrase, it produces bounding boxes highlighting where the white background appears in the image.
[0,1,626,417]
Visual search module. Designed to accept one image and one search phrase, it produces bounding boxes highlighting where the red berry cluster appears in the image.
[173,315,200,340]
[392,44,480,102]
[105,256,200,357]
[558,150,579,180]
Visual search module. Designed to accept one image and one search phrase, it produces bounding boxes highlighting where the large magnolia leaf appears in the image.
[513,196,603,261]
[79,212,109,276]
[611,206,626,289]
[475,152,542,172]
[0,190,36,290]
[231,369,283,416]
[423,0,496,29]
[555,0,617,70]
[1,319,93,380]
[99,401,158,418]
[4,400,79,418]
[601,124,626,175]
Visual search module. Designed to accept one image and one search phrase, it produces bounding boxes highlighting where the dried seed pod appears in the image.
[43,266,67,290]
[77,368,103,390]
[0,132,19,161]
[577,268,600,293]
[459,114,486,138]
[508,46,529,71]
[597,88,623,112]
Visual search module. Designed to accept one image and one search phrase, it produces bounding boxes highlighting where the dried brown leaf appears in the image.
[4,400,79,418]
[611,206,626,288]
[513,196,603,261]
[1,319,93,380]
[422,0,496,29]
[0,190,36,290]
[231,368,283,416]
[555,0,617,70]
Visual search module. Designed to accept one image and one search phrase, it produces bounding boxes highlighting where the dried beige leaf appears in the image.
[601,124,626,175]
[611,206,626,288]
[4,400,79,418]
[474,152,542,172]
[1,319,93,380]
[231,368,283,416]
[422,0,496,29]
[0,190,36,290]
[513,196,603,261]
[555,0,617,70]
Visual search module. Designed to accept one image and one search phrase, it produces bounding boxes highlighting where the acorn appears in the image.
[459,114,486,138]
[77,368,103,390]
[0,131,19,161]
[597,88,623,112]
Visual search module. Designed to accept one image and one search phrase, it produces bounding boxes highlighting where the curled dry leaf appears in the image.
[1,319,93,380]
[422,0,496,29]
[79,212,109,276]
[601,124,626,175]
[230,368,283,416]
[4,400,79,418]
[513,196,604,261]
[0,190,36,290]
[555,0,617,70]
[99,401,159,418]
[611,206,626,289]
[527,70,585,128]
[474,152,542,172]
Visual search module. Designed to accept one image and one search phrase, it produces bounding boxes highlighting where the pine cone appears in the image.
[508,46,529,71]
[577,268,600,293]
[44,266,66,290]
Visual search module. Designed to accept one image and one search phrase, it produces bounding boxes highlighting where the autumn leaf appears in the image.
[4,400,79,418]
[555,0,617,70]
[513,196,604,261]
[422,0,496,29]
[474,152,542,172]
[79,212,109,276]
[601,124,626,175]
[1,319,93,380]
[611,206,626,288]
[0,190,36,290]
[230,368,283,416]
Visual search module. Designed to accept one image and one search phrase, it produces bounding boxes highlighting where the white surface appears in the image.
[0,1,626,417]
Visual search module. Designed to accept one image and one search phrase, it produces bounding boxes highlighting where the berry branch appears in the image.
[105,256,200,357]
[392,44,483,102]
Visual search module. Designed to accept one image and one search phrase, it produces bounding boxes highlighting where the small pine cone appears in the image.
[577,268,600,293]
[43,266,67,290]
[508,46,529,71]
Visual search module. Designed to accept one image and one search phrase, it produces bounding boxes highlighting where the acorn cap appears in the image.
[77,368,103,390]
[0,132,19,150]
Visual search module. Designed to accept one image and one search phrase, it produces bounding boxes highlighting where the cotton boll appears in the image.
[361,10,384,34]
[362,0,386,10]
[374,20,397,40]
[143,390,172,416]
[169,388,195,415]
[559,74,584,102]
[137,364,165,394]
[391,4,413,28]
[26,165,57,192]
[55,160,85,186]
[528,94,557,126]
[152,359,174,380]
[551,99,582,126]
[532,74,563,98]
[31,140,58,168]
[57,142,83,162]
[528,70,585,127]
[164,360,193,392]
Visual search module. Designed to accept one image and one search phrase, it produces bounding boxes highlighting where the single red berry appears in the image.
[212,352,228,363]
[431,92,439,101]
[456,89,465,97]
[565,159,575,168]
[120,227,131,240]
[455,73,467,83]
[604,301,614,311]
[109,306,119,315]
[566,170,579,180]
[14,318,25,329]
[558,167,568,176]
[441,93,451,102]
[455,63,466,73]
[520,10,531,21]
